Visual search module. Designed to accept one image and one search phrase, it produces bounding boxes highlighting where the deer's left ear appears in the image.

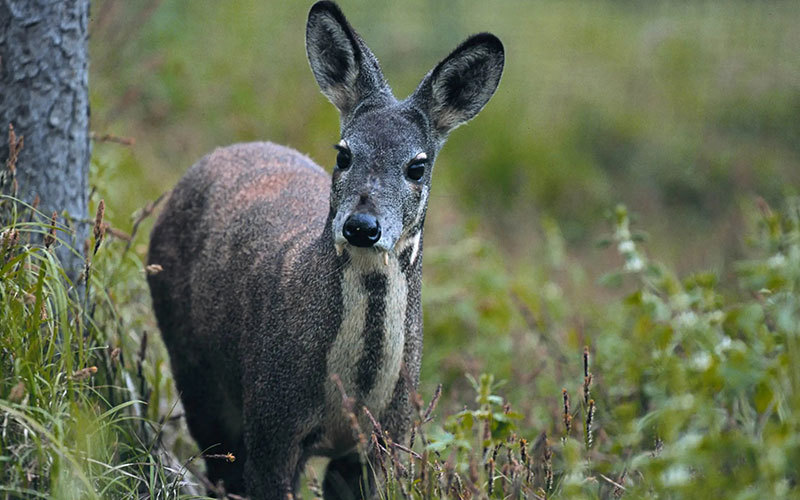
[411,33,505,137]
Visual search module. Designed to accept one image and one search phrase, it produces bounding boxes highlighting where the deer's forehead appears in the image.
[345,108,427,154]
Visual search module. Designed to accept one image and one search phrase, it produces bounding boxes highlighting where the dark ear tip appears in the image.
[307,1,353,41]
[309,1,343,19]
[468,32,505,58]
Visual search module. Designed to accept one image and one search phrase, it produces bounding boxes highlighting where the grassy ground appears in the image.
[2,176,799,497]
[2,0,800,498]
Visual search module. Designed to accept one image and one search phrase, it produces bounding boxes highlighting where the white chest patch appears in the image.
[322,249,407,455]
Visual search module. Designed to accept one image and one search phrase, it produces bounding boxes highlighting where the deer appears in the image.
[146,2,504,498]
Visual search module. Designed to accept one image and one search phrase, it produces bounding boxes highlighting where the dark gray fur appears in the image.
[147,2,503,498]
[357,272,387,397]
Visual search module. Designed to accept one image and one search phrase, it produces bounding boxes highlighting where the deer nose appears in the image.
[343,213,381,247]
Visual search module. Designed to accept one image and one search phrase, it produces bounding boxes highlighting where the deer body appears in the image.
[147,2,503,498]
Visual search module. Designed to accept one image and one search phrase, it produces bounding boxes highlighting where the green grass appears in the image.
[3,178,800,497]
[412,200,800,497]
[0,192,206,498]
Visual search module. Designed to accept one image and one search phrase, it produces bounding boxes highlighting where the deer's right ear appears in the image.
[306,1,390,120]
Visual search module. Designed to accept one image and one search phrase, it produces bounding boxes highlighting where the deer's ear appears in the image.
[306,1,391,121]
[412,33,504,137]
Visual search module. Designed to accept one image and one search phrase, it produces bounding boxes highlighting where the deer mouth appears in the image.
[334,234,402,268]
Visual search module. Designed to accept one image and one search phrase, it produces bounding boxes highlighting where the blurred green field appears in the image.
[2,0,799,498]
[90,0,800,268]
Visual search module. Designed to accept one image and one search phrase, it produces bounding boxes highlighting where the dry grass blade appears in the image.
[392,442,422,460]
[43,211,58,249]
[423,383,442,423]
[362,405,383,436]
[90,131,136,146]
[5,123,23,196]
[599,472,626,493]
[331,374,366,450]
[370,431,389,486]
[104,224,131,241]
[93,199,105,254]
[122,190,169,255]
[203,452,236,463]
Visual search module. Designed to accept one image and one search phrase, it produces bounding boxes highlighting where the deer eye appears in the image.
[334,143,352,170]
[406,159,426,181]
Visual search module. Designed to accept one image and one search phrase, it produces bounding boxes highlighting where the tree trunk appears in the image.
[0,0,90,279]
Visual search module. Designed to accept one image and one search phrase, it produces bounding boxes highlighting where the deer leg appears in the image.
[323,452,374,500]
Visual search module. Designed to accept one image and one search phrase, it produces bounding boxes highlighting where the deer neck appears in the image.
[322,223,422,440]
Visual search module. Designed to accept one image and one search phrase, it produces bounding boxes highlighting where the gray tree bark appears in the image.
[0,0,90,279]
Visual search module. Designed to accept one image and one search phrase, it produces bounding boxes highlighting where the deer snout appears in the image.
[343,213,381,247]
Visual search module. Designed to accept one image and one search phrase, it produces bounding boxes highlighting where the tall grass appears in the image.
[0,177,208,497]
[4,174,798,498]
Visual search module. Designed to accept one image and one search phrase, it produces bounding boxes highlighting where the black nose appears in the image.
[343,213,381,247]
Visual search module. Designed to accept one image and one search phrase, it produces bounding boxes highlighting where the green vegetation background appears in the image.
[2,0,800,498]
[92,0,800,267]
